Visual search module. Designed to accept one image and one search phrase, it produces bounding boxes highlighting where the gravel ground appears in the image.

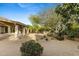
[38,39,79,56]
[0,34,79,56]
[0,39,21,56]
[0,35,30,56]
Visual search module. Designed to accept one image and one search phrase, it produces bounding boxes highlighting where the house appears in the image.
[0,17,27,40]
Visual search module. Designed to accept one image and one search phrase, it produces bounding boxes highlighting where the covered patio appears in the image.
[0,17,27,40]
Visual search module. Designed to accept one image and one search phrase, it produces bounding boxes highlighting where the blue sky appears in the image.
[0,3,59,25]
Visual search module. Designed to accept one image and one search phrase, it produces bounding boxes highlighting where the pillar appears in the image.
[8,26,11,33]
[26,28,29,34]
[23,27,26,35]
[15,25,18,38]
[0,27,1,34]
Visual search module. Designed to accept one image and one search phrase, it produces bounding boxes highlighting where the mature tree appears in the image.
[55,3,79,23]
[38,8,65,34]
[29,15,41,25]
[55,3,79,38]
[29,15,41,33]
[55,4,79,31]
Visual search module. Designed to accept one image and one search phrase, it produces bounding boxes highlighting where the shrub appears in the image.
[56,36,64,41]
[47,32,53,37]
[56,35,64,41]
[64,23,79,40]
[43,35,48,41]
[65,30,77,40]
[20,40,43,56]
[55,32,64,41]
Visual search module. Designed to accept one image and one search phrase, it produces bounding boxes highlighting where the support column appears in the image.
[23,27,26,35]
[15,25,18,38]
[26,28,29,34]
[0,27,1,34]
[8,26,11,33]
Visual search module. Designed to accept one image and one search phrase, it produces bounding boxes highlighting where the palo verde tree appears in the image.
[29,15,41,25]
[29,15,46,33]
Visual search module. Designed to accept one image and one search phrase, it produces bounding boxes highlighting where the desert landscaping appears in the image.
[0,3,79,56]
[0,33,79,56]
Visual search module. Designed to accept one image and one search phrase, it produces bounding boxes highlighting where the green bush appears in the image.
[56,36,64,41]
[64,23,79,40]
[55,32,64,41]
[65,29,77,40]
[20,40,43,56]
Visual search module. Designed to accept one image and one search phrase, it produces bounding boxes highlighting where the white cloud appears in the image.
[18,3,27,8]
[18,3,33,8]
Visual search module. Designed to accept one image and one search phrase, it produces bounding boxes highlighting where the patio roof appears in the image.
[0,17,26,26]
